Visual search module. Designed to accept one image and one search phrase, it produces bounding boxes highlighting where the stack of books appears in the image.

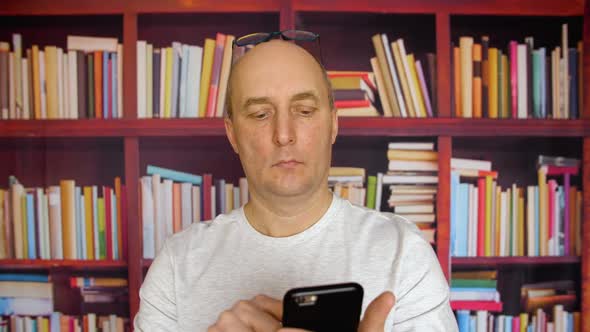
[328,72,379,117]
[371,34,436,117]
[0,312,128,331]
[0,177,126,261]
[140,165,248,259]
[451,270,502,313]
[521,280,576,314]
[328,167,368,207]
[0,34,123,120]
[452,24,582,119]
[70,277,128,316]
[0,273,53,317]
[136,33,235,119]
[450,155,582,257]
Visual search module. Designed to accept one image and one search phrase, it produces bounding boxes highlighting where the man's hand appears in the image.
[208,291,396,332]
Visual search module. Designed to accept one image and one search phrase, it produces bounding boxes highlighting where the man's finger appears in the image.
[358,291,395,332]
[250,294,283,321]
[232,299,282,331]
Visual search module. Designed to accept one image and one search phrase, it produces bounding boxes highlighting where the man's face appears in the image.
[225,40,338,201]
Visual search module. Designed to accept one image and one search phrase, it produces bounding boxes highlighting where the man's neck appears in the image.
[243,187,333,238]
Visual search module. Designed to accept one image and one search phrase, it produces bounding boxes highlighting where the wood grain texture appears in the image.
[123,13,137,119]
[124,137,141,322]
[437,136,451,281]
[583,137,590,331]
[436,13,451,118]
[280,0,295,30]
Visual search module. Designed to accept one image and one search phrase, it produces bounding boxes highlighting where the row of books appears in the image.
[0,313,127,332]
[456,306,580,332]
[371,34,436,117]
[0,34,124,120]
[0,177,127,261]
[452,24,582,119]
[450,270,502,313]
[450,155,582,258]
[0,273,53,317]
[136,33,238,119]
[140,165,249,259]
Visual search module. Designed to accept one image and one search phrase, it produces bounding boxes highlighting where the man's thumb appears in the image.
[358,291,395,332]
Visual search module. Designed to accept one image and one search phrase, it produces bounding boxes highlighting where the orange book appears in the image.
[115,177,123,259]
[83,315,89,332]
[32,45,41,119]
[453,46,462,117]
[472,44,482,118]
[60,180,77,259]
[44,46,58,119]
[518,192,525,256]
[94,51,102,119]
[173,183,181,233]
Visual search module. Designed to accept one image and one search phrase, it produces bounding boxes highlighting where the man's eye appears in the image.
[250,110,270,120]
[294,106,316,116]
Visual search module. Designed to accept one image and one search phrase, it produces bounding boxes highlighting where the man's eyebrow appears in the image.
[243,97,273,109]
[290,91,320,104]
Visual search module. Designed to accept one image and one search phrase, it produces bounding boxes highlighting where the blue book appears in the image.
[558,185,565,255]
[534,186,540,256]
[112,52,118,118]
[112,190,119,260]
[569,48,578,119]
[505,316,512,332]
[75,186,83,260]
[179,44,189,118]
[450,172,460,256]
[26,193,36,259]
[451,287,497,293]
[457,183,469,256]
[456,310,470,332]
[469,316,476,332]
[568,312,573,332]
[31,319,37,331]
[539,48,546,118]
[532,49,541,118]
[147,165,202,185]
[50,312,61,331]
[103,51,109,119]
[171,42,181,118]
[0,273,48,282]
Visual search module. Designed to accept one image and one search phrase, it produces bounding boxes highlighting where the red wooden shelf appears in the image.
[452,256,581,267]
[0,259,127,271]
[142,259,153,269]
[294,0,583,15]
[1,118,587,138]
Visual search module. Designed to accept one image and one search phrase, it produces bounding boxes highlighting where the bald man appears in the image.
[134,39,458,332]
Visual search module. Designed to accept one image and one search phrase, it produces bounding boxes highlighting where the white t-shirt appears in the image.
[134,193,458,331]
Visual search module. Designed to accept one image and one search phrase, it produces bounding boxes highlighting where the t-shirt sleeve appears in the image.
[389,218,459,332]
[133,241,179,331]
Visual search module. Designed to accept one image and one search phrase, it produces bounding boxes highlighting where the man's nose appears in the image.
[272,110,296,146]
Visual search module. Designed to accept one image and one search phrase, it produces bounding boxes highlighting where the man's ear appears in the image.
[330,108,338,144]
[224,116,239,154]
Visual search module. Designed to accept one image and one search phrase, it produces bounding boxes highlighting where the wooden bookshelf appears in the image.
[0,0,589,330]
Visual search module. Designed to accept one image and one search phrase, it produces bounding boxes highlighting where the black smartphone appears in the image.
[282,282,364,332]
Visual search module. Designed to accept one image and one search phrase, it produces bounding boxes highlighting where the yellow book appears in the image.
[60,180,77,259]
[407,54,426,117]
[538,167,548,256]
[146,44,153,118]
[98,197,105,259]
[32,45,41,119]
[495,186,502,256]
[216,35,236,118]
[164,47,173,118]
[518,193,525,256]
[370,57,393,117]
[484,175,492,256]
[11,184,24,259]
[44,46,58,119]
[392,41,415,117]
[519,313,528,332]
[459,36,474,118]
[488,48,498,118]
[370,34,398,117]
[21,194,27,259]
[199,38,216,118]
[84,186,95,260]
[387,149,438,161]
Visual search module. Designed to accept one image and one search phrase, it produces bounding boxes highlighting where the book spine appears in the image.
[481,36,489,118]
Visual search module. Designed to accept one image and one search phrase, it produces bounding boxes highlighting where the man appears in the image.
[134,37,457,331]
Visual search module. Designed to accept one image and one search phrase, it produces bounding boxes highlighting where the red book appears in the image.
[94,51,102,119]
[477,178,486,256]
[121,184,127,261]
[206,33,226,118]
[203,174,212,221]
[104,186,113,260]
[545,165,579,176]
[450,300,503,312]
[334,99,371,109]
[548,179,556,243]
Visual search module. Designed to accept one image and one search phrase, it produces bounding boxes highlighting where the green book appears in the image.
[88,53,95,118]
[98,197,105,259]
[366,176,377,209]
[451,279,497,288]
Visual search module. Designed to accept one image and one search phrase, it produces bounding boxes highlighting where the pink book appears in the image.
[512,316,520,332]
[416,60,433,117]
[509,41,518,118]
[547,179,557,248]
[563,173,570,255]
[545,165,579,176]
[206,33,226,118]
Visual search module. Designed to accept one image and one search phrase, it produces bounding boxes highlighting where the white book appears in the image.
[451,158,492,171]
[186,45,203,118]
[12,34,22,118]
[146,43,153,118]
[382,175,438,184]
[21,58,30,119]
[181,182,192,230]
[328,175,363,183]
[159,47,166,118]
[57,48,64,119]
[375,173,383,212]
[41,191,51,259]
[397,39,421,117]
[500,191,508,257]
[233,187,240,210]
[171,42,182,118]
[527,186,536,256]
[39,50,47,119]
[92,186,99,260]
[554,305,564,332]
[179,44,189,118]
[211,185,216,218]
[34,189,44,259]
[163,179,173,237]
[141,176,155,259]
[388,142,434,150]
[152,174,164,254]
[88,313,97,332]
[239,177,248,207]
[511,184,518,256]
[460,37,474,118]
[47,186,63,259]
[450,290,500,302]
[67,35,118,53]
[109,315,117,332]
[490,182,497,256]
[388,160,438,172]
[67,50,78,119]
[471,185,479,257]
[101,320,110,332]
[9,53,16,119]
[517,44,527,119]
[136,41,147,118]
[117,44,123,118]
[402,213,435,223]
[476,311,487,332]
[382,34,407,117]
[192,185,201,223]
[394,204,433,214]
[388,194,434,202]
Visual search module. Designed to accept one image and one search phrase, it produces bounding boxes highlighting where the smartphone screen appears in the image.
[282,282,364,332]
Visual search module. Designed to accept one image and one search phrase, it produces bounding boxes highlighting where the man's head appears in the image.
[224,39,338,202]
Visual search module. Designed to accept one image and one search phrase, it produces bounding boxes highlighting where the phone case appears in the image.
[282,282,364,332]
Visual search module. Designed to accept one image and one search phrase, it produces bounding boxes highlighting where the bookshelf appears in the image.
[0,0,588,330]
